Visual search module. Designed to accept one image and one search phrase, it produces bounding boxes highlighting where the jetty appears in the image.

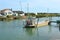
[48,20,60,25]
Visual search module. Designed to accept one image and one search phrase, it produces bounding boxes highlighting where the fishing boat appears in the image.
[24,17,49,28]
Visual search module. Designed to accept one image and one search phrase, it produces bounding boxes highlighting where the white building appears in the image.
[12,12,18,16]
[19,13,25,16]
[35,12,37,15]
[1,9,13,16]
[13,11,25,16]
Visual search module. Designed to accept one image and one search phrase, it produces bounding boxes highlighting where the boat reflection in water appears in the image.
[48,25,52,33]
[25,28,36,36]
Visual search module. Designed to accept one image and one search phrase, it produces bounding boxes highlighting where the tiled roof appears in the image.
[1,9,12,13]
[13,11,24,14]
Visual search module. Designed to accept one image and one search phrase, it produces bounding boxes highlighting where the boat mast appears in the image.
[27,3,29,13]
[27,3,32,19]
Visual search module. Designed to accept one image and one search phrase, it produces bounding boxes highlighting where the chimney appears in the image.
[11,8,12,11]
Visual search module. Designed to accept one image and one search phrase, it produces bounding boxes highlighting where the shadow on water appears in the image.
[0,19,13,22]
[0,19,21,22]
[48,23,60,32]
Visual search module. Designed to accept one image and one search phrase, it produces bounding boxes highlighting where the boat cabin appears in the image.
[25,17,36,28]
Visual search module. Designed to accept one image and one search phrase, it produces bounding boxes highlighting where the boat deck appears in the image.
[35,20,49,27]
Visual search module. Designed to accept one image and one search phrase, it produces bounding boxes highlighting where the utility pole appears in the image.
[47,8,52,21]
[47,8,49,13]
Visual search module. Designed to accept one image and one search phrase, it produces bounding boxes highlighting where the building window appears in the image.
[1,13,4,15]
[8,12,12,14]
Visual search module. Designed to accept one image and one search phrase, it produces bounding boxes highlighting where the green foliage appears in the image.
[25,13,60,18]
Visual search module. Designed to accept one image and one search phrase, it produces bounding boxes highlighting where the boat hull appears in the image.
[24,25,35,28]
[35,20,49,27]
[24,20,49,28]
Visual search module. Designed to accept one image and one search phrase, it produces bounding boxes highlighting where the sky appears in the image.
[0,0,60,13]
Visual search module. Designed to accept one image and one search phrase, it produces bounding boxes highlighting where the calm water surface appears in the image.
[0,17,60,40]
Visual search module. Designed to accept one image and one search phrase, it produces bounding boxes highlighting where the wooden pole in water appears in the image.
[59,23,60,31]
[36,18,39,27]
[36,18,39,40]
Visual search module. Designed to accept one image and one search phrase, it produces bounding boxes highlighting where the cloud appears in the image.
[21,0,60,8]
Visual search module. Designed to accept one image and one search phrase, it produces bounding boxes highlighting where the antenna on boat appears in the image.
[20,0,22,11]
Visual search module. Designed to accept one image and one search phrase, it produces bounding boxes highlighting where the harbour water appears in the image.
[0,17,60,40]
